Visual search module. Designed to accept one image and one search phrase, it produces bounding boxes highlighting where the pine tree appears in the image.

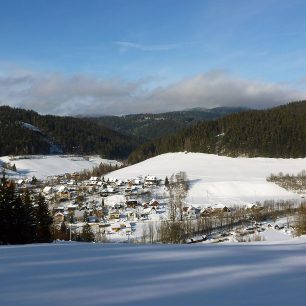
[0,174,36,244]
[21,189,36,242]
[83,210,89,222]
[165,176,169,188]
[35,193,53,243]
[81,223,95,242]
[59,221,69,240]
[0,173,15,244]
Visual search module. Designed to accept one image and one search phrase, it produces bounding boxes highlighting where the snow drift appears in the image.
[0,239,305,306]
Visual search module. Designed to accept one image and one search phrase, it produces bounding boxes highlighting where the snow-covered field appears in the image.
[1,152,305,206]
[0,155,120,179]
[0,239,306,306]
[107,152,306,207]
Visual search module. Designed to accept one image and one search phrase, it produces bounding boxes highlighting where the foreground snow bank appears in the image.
[0,239,305,306]
[107,152,305,206]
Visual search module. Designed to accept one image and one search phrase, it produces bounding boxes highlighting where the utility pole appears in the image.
[69,223,72,241]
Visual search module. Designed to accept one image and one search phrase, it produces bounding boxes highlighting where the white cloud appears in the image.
[147,71,305,111]
[0,67,305,116]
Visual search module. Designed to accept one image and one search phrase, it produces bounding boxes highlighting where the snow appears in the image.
[107,152,306,207]
[104,194,126,207]
[0,239,306,306]
[260,228,293,241]
[0,155,121,179]
[20,121,42,133]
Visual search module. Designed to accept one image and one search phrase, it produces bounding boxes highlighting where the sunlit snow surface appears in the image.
[0,155,120,179]
[107,152,306,206]
[0,239,306,306]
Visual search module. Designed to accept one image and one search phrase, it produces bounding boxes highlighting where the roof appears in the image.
[43,186,52,192]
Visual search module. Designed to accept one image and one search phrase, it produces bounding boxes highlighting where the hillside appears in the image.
[0,155,120,179]
[107,152,304,207]
[128,101,306,163]
[90,107,246,141]
[0,106,138,159]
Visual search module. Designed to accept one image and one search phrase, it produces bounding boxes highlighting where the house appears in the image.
[144,175,158,186]
[120,210,135,221]
[124,187,132,194]
[149,199,159,207]
[126,199,138,208]
[182,206,200,219]
[114,203,125,210]
[43,186,53,195]
[67,179,76,186]
[116,180,124,186]
[88,215,99,223]
[58,185,68,193]
[66,204,78,212]
[140,207,157,219]
[107,187,117,194]
[53,206,65,213]
[89,177,99,184]
[16,179,25,185]
[59,191,70,201]
[54,212,65,223]
[130,222,137,231]
[274,223,285,230]
[111,223,121,232]
[222,206,231,212]
[101,186,117,195]
[109,211,120,220]
[133,179,143,185]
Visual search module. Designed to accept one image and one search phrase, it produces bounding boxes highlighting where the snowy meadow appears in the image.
[1,239,306,306]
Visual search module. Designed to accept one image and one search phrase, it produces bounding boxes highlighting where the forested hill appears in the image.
[89,107,246,141]
[128,101,306,163]
[0,106,138,159]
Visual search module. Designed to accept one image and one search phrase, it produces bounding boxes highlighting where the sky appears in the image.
[1,0,306,115]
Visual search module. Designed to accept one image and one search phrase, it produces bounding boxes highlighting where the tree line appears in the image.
[128,100,306,163]
[0,173,52,244]
[90,107,245,142]
[267,170,306,192]
[0,106,138,159]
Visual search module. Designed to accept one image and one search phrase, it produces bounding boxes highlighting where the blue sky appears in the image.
[1,0,306,115]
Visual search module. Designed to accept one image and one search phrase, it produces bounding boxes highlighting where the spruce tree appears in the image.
[0,173,15,244]
[0,174,36,244]
[59,221,69,240]
[83,210,89,222]
[81,223,94,242]
[35,193,53,243]
[165,176,169,188]
[11,194,35,244]
[21,189,36,243]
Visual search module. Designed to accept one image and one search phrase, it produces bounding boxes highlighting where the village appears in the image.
[12,167,299,244]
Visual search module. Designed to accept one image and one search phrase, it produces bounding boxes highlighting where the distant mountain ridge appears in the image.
[0,106,138,159]
[89,107,247,141]
[128,100,306,163]
[3,102,304,163]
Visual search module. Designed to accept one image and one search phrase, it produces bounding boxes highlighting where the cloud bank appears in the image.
[0,68,305,116]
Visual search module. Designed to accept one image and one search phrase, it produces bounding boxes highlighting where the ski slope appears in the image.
[0,239,305,306]
[107,152,306,206]
[0,155,120,179]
